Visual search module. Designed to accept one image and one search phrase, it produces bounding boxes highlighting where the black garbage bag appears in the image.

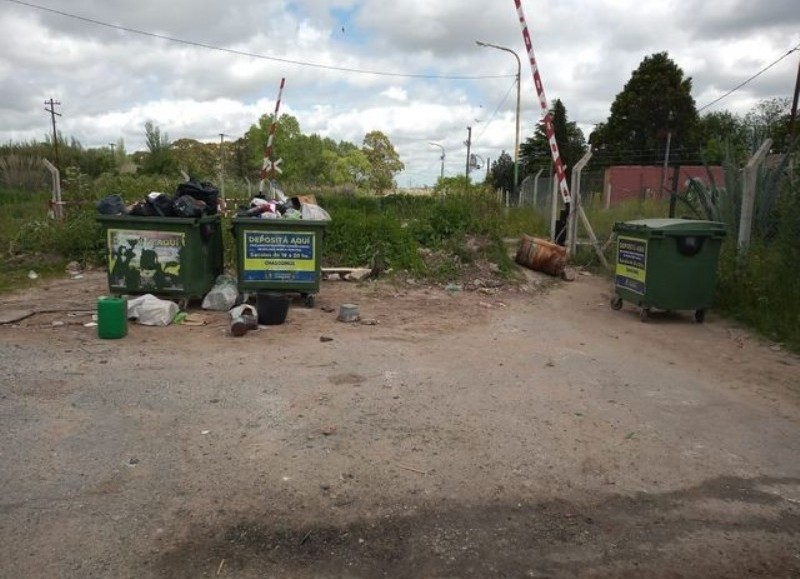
[174,194,207,218]
[147,193,177,217]
[128,200,157,217]
[96,194,126,215]
[175,178,219,215]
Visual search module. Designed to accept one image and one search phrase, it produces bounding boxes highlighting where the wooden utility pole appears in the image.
[44,98,61,170]
[218,133,227,211]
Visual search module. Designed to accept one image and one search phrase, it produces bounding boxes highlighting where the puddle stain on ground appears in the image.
[156,476,800,578]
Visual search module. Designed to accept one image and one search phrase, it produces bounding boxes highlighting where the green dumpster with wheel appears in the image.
[96,214,224,306]
[231,217,327,307]
[611,218,727,323]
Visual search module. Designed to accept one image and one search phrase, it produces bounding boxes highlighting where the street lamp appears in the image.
[429,142,445,181]
[476,40,521,196]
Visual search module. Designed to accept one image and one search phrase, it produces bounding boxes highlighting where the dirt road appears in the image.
[1,270,798,578]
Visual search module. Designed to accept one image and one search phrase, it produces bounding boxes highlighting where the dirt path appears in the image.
[1,271,798,578]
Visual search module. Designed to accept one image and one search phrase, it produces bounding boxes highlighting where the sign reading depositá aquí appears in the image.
[615,236,648,295]
[241,230,316,282]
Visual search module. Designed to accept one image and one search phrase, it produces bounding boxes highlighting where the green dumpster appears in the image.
[96,214,224,305]
[231,217,327,307]
[611,218,727,322]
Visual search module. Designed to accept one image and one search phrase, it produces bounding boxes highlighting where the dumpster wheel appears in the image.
[694,309,706,324]
[610,296,623,311]
[640,307,651,323]
[302,293,315,308]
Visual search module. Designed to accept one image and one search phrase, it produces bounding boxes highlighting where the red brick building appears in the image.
[603,165,725,208]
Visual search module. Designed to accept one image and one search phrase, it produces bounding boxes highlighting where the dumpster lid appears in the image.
[613,218,727,236]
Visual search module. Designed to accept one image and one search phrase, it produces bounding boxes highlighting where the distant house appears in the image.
[603,165,725,208]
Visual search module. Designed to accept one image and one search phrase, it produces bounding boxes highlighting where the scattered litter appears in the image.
[202,275,238,311]
[182,313,209,326]
[229,304,258,337]
[201,430,210,435]
[625,432,637,440]
[322,268,371,281]
[27,270,39,280]
[216,558,226,577]
[337,304,360,323]
[51,320,65,327]
[561,268,577,282]
[769,344,783,352]
[128,457,139,465]
[320,336,334,342]
[545,359,556,367]
[127,294,179,326]
[397,464,428,475]
[83,322,98,328]
[359,319,378,326]
[321,306,336,313]
[322,425,337,436]
[445,283,462,293]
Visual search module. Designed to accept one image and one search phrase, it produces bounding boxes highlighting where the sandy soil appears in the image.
[1,269,799,578]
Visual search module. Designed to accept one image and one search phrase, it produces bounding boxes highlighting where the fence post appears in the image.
[42,158,63,220]
[567,151,592,256]
[737,139,772,252]
[532,168,543,208]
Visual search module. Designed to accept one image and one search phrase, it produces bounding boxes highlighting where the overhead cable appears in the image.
[4,0,514,80]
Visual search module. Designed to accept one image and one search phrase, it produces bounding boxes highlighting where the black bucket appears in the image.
[256,291,291,325]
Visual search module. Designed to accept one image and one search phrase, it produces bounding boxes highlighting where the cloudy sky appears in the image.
[1,0,798,187]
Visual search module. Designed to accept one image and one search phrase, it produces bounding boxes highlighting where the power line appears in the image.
[698,43,800,113]
[5,0,514,81]
[475,78,517,142]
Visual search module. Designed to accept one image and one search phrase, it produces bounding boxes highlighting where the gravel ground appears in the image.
[1,270,799,578]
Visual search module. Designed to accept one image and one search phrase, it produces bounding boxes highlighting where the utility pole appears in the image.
[218,133,226,205]
[790,57,800,141]
[44,98,61,170]
[465,126,472,184]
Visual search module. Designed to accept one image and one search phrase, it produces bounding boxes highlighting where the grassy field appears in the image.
[2,183,797,351]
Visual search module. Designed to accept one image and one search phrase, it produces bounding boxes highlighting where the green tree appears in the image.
[519,98,586,182]
[744,97,792,152]
[590,52,698,165]
[140,120,175,175]
[696,111,750,164]
[487,150,515,195]
[361,131,404,193]
[171,138,218,178]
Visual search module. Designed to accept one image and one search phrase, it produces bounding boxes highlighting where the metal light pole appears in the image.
[476,40,521,197]
[429,142,445,181]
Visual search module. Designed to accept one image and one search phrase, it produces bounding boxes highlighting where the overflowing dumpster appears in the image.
[231,217,327,308]
[96,214,224,306]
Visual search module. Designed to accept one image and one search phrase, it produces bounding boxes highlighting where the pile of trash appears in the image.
[95,178,219,218]
[236,182,330,221]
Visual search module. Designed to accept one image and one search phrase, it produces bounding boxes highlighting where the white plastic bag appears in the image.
[301,203,331,221]
[127,294,179,326]
[202,274,238,311]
